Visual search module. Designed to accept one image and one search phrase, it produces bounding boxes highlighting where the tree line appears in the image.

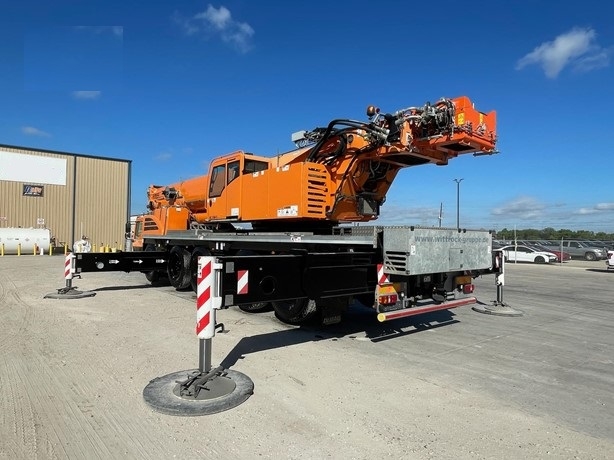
[495,227,614,241]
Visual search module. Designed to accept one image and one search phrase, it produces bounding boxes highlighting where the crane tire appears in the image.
[239,302,271,313]
[144,244,168,285]
[168,246,191,290]
[272,298,318,325]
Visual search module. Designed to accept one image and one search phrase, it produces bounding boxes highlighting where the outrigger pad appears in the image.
[44,287,97,299]
[472,303,523,317]
[143,368,254,416]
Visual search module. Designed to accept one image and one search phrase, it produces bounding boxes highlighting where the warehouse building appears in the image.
[0,143,131,251]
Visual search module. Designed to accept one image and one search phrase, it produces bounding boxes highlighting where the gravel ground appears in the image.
[1,255,613,459]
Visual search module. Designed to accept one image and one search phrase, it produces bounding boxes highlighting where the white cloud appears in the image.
[75,26,123,38]
[155,153,172,162]
[195,5,232,30]
[72,91,101,100]
[173,4,254,53]
[575,202,614,215]
[516,27,611,78]
[22,126,51,137]
[492,196,545,220]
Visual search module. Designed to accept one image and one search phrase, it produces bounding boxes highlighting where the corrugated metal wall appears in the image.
[74,156,129,249]
[0,144,130,250]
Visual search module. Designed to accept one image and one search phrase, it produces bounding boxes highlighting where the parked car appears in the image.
[528,244,572,262]
[542,241,606,261]
[606,250,614,270]
[500,245,557,264]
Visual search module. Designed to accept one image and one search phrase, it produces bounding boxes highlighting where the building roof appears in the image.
[0,142,131,164]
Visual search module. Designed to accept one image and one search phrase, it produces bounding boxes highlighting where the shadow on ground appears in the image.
[220,305,458,369]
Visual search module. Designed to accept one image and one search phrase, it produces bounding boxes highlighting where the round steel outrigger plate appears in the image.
[472,302,523,317]
[143,368,254,416]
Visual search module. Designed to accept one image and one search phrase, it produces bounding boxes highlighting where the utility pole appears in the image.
[438,202,443,228]
[453,178,464,230]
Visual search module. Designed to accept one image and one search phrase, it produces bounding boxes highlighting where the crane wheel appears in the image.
[239,302,271,313]
[144,244,168,285]
[168,246,191,290]
[272,298,318,325]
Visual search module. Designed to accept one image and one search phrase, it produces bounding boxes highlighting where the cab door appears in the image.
[207,161,227,220]
[225,159,242,219]
[206,156,243,221]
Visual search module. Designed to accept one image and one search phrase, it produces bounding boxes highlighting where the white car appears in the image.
[607,250,614,270]
[500,245,557,264]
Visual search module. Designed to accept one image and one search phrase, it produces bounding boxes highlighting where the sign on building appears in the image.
[23,184,44,197]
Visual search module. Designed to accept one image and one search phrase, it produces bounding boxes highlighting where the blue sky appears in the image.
[2,0,613,232]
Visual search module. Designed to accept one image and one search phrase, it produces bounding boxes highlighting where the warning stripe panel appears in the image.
[237,270,248,295]
[377,264,390,284]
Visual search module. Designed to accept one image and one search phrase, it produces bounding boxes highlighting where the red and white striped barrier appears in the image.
[377,264,390,284]
[196,256,220,339]
[64,253,74,281]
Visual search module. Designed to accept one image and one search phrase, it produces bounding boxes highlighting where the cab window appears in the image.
[135,220,143,237]
[244,159,268,174]
[209,164,226,197]
[228,161,240,184]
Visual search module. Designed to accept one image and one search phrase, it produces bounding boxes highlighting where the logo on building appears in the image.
[23,184,44,197]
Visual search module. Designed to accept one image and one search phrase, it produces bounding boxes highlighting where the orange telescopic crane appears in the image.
[136,96,496,244]
[74,96,500,325]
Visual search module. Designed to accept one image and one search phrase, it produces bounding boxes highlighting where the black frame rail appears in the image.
[73,251,169,273]
[217,252,378,307]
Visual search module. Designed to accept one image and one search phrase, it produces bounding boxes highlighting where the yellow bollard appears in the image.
[49,244,53,256]
[99,243,105,253]
[93,244,97,252]
[34,244,37,256]
[17,243,21,256]
[64,243,68,255]
[1,243,4,257]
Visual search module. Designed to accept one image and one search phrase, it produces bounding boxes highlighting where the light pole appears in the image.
[453,178,464,230]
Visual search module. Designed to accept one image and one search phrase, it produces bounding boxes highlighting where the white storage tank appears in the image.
[0,227,51,255]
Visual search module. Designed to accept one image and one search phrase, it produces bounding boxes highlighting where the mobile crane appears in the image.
[76,96,499,325]
[137,96,495,236]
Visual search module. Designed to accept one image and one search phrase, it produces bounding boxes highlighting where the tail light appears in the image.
[378,294,398,305]
[463,284,475,294]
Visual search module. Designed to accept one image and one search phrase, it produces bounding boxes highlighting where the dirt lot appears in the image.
[1,255,613,459]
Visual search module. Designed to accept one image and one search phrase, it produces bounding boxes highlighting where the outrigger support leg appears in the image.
[142,256,253,416]
[472,260,523,317]
[44,253,96,299]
